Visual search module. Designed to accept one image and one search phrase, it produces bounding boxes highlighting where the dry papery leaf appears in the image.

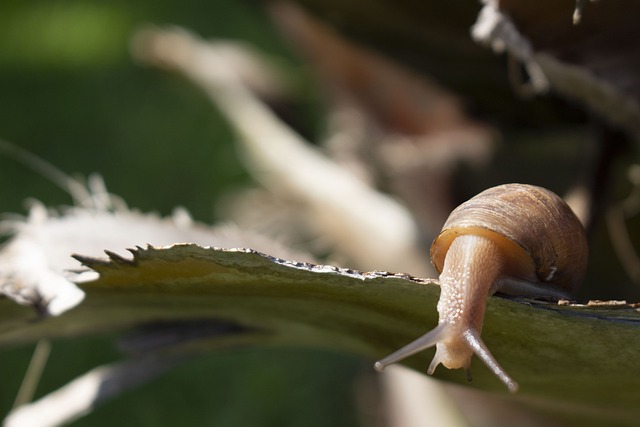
[131,26,430,276]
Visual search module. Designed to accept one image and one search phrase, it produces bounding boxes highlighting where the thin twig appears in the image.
[606,165,640,286]
[0,138,90,207]
[5,355,183,427]
[13,340,52,409]
[606,206,640,285]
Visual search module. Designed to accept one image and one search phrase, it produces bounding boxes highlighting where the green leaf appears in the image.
[1,244,639,426]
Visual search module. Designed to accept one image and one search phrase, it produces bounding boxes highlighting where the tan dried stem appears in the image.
[131,27,428,275]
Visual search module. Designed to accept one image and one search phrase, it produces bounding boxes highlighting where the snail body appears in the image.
[374,183,588,392]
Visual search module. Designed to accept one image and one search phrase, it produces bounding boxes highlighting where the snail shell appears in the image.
[375,183,588,392]
[431,183,588,297]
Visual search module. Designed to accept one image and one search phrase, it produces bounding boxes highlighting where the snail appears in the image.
[374,183,588,392]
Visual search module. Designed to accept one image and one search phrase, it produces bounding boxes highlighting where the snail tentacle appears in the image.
[463,328,519,392]
[374,323,448,372]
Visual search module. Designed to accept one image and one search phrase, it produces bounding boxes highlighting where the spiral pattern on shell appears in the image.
[430,183,588,293]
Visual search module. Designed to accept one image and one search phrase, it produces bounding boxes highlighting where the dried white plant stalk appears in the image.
[0,172,313,317]
[130,27,428,276]
[4,356,180,427]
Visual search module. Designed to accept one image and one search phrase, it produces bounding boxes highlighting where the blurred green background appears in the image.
[0,0,325,219]
[0,1,366,426]
[3,1,640,425]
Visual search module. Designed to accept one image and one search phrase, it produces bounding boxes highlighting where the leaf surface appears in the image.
[1,244,639,426]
